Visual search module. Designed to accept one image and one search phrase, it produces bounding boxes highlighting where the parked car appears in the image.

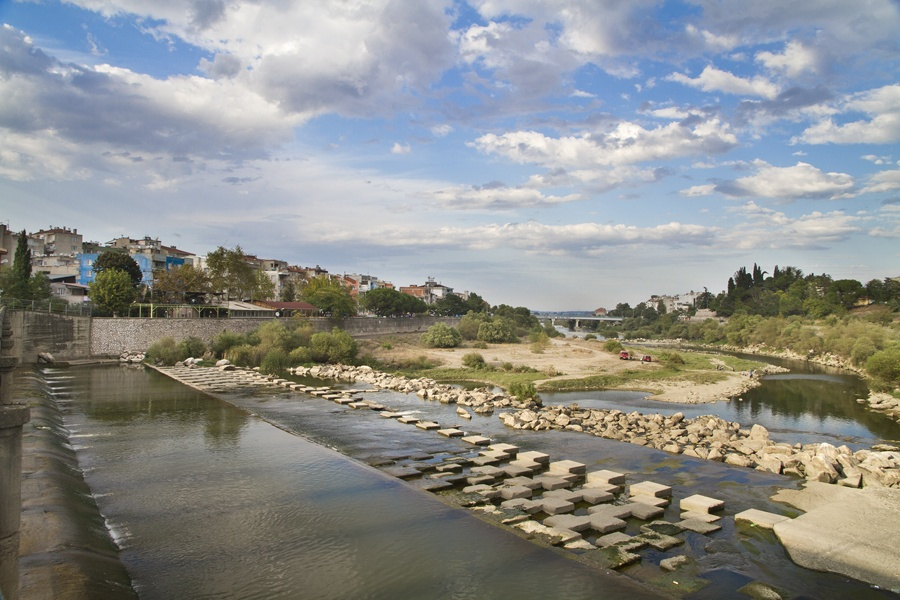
[642,355,652,362]
[619,350,631,360]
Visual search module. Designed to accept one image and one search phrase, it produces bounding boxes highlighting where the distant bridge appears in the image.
[533,312,624,328]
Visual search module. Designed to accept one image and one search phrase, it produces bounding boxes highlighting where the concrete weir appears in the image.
[148,361,900,594]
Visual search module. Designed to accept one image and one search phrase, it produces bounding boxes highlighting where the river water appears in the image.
[18,357,900,600]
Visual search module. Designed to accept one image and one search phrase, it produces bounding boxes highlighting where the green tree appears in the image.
[464,292,489,313]
[301,275,357,318]
[0,231,32,300]
[89,269,138,316]
[431,293,468,316]
[309,328,358,363]
[361,287,427,316]
[421,323,461,348]
[152,264,211,304]
[94,251,143,288]
[206,246,262,300]
[458,310,489,340]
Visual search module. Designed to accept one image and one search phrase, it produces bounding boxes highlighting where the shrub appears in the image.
[659,351,685,365]
[144,337,182,365]
[209,331,249,358]
[851,337,877,367]
[421,323,462,348]
[309,328,358,364]
[603,339,624,353]
[260,348,292,375]
[866,348,900,389]
[508,381,539,402]
[477,320,516,343]
[458,311,488,340]
[501,362,514,371]
[530,331,550,354]
[462,352,487,370]
[584,333,597,341]
[472,341,488,349]
[178,336,207,360]
[257,320,296,352]
[226,344,265,367]
[289,346,312,365]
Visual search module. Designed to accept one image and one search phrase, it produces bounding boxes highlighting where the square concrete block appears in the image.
[536,476,571,491]
[549,459,587,475]
[471,455,501,466]
[505,476,542,490]
[499,485,533,500]
[581,488,615,505]
[595,532,633,548]
[489,443,519,456]
[678,518,722,534]
[470,465,504,477]
[415,421,440,430]
[734,508,791,530]
[466,474,497,486]
[380,411,404,419]
[479,449,511,461]
[539,497,575,515]
[543,489,583,503]
[544,514,591,532]
[680,494,724,513]
[680,510,721,523]
[586,469,627,486]
[518,450,550,464]
[508,459,543,473]
[501,463,534,478]
[437,428,465,437]
[629,481,672,498]
[588,504,633,519]
[589,515,627,534]
[397,416,419,424]
[627,502,666,521]
[462,435,491,446]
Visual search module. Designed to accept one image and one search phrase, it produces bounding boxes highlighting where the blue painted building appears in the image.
[77,253,185,287]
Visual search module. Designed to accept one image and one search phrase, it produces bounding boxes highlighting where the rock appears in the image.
[215,359,231,367]
[659,555,691,572]
[37,352,55,364]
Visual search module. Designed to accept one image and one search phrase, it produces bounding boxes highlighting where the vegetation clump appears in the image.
[421,323,462,348]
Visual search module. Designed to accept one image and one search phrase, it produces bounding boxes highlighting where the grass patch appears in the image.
[411,367,545,390]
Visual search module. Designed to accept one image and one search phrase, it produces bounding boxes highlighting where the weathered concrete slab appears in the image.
[471,455,501,466]
[627,502,666,521]
[462,435,491,446]
[437,428,465,437]
[505,476,543,490]
[734,508,790,530]
[771,483,900,591]
[499,485,533,500]
[539,497,575,515]
[479,449,511,461]
[415,421,441,430]
[588,504,633,520]
[381,466,422,479]
[637,530,684,551]
[589,515,627,534]
[397,416,420,424]
[500,498,543,514]
[544,514,591,532]
[680,510,721,523]
[534,476,570,491]
[471,465,504,477]
[501,463,534,478]
[678,518,722,534]
[379,411,404,419]
[508,459,543,473]
[595,532,632,548]
[518,450,550,464]
[629,480,672,499]
[680,494,725,513]
[586,469,627,486]
[489,443,519,456]
[542,489,583,503]
[435,463,463,473]
[334,397,356,405]
[548,459,586,475]
[581,488,615,505]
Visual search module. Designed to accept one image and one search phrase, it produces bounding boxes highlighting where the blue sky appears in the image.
[1,0,898,310]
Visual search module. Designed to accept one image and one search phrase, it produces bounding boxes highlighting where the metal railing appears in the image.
[0,297,93,316]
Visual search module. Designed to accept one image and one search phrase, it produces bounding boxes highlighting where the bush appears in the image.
[309,328,358,364]
[529,331,550,354]
[210,331,252,358]
[144,337,182,365]
[851,337,877,367]
[584,333,597,340]
[508,381,539,402]
[866,348,900,389]
[178,336,207,360]
[289,346,312,365]
[260,348,292,375]
[472,341,488,349]
[226,344,265,367]
[458,311,488,340]
[462,352,487,370]
[603,339,624,353]
[477,320,516,343]
[421,323,462,348]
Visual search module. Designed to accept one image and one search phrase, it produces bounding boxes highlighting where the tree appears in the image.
[0,231,32,300]
[89,269,137,316]
[152,264,211,304]
[464,292,489,313]
[206,246,258,300]
[431,293,468,316]
[360,288,427,317]
[301,275,356,318]
[421,323,462,348]
[94,251,143,288]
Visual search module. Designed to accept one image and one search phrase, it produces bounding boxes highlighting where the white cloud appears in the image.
[755,41,820,77]
[667,65,779,99]
[718,161,855,200]
[722,201,864,249]
[861,168,900,194]
[430,124,453,137]
[429,185,581,210]
[680,184,716,197]
[796,84,900,144]
[391,142,411,155]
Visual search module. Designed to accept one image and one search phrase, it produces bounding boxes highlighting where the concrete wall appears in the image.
[89,315,460,356]
[6,311,92,363]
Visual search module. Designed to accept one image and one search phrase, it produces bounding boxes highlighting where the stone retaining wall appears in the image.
[6,311,91,362]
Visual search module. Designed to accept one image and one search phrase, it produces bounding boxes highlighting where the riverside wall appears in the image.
[6,311,460,361]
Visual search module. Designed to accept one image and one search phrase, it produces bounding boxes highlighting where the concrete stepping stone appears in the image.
[348,401,371,409]
[435,463,463,473]
[415,421,441,430]
[381,466,421,479]
[489,443,519,456]
[544,514,591,532]
[479,449,512,461]
[660,555,691,572]
[539,497,575,515]
[466,474,498,486]
[632,495,669,507]
[534,475,570,491]
[680,510,721,523]
[680,494,724,513]
[500,498,542,514]
[380,412,404,419]
[627,502,666,521]
[640,520,685,536]
[471,455,501,466]
[595,532,633,548]
[586,469,627,486]
[333,397,356,405]
[588,515,627,534]
[678,518,722,534]
[637,530,683,551]
[592,546,641,569]
[517,450,550,464]
[362,401,385,410]
[437,428,465,437]
[499,485,533,500]
[508,459,543,474]
[397,416,420,424]
[462,435,491,446]
[419,478,454,492]
[629,481,672,499]
[542,489,583,503]
[580,488,615,504]
[504,476,543,490]
[501,463,534,478]
[734,508,791,530]
[548,460,586,475]
[587,504,633,519]
[470,465,504,477]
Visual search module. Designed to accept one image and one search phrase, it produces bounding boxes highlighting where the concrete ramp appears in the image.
[772,482,900,592]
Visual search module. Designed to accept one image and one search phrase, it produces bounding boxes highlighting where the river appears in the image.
[15,356,899,599]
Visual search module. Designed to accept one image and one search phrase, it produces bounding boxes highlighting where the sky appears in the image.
[0,0,898,311]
